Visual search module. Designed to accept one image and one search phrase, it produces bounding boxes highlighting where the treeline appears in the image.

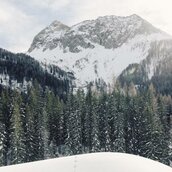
[0,81,171,166]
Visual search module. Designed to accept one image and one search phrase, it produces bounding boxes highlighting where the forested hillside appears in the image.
[0,81,171,166]
[119,40,172,96]
[0,48,72,98]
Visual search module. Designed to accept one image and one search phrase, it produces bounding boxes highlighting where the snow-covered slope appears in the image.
[0,153,171,172]
[28,14,172,87]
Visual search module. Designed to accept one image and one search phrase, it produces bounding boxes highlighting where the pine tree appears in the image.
[157,96,171,165]
[0,92,6,166]
[85,85,94,152]
[25,85,42,162]
[9,92,25,164]
[41,107,50,159]
[107,93,117,151]
[98,92,111,151]
[25,103,34,162]
[147,85,166,162]
[65,92,82,155]
[113,91,125,152]
[2,89,11,165]
[124,92,140,155]
[137,85,169,164]
[77,89,87,152]
[46,88,64,156]
[91,96,100,152]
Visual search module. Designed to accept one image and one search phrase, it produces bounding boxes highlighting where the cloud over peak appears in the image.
[0,0,172,52]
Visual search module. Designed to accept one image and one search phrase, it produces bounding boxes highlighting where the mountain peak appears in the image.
[28,14,164,53]
[94,14,143,22]
[130,13,141,18]
[97,14,140,19]
[50,20,64,26]
[48,20,69,30]
[28,20,69,52]
[28,14,172,87]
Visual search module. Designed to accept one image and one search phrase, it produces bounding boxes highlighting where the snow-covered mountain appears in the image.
[28,14,172,87]
[0,153,171,172]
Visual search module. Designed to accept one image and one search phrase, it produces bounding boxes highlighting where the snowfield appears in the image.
[0,152,172,172]
[29,33,170,87]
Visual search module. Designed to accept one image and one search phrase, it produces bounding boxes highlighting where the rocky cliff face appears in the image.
[28,21,70,52]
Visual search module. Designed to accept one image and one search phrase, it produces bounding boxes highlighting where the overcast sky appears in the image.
[1,0,172,53]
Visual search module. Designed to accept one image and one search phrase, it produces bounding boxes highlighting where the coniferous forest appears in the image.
[0,80,171,166]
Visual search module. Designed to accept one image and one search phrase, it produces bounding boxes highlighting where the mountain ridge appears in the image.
[28,14,172,87]
[29,14,167,53]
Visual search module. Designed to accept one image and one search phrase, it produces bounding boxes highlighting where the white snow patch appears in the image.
[29,33,171,87]
[0,74,32,92]
[0,152,171,172]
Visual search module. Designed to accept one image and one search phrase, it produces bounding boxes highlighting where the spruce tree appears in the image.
[98,92,111,151]
[85,85,94,152]
[25,103,35,162]
[113,91,125,152]
[0,92,6,166]
[65,92,82,155]
[10,92,25,164]
[91,96,100,152]
[41,107,50,159]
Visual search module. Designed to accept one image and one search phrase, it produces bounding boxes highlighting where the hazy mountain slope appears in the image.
[118,39,172,95]
[28,14,172,87]
[0,153,171,172]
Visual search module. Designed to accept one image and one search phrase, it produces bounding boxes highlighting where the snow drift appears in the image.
[0,152,171,172]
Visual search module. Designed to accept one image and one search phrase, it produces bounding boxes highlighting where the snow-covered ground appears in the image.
[0,152,171,172]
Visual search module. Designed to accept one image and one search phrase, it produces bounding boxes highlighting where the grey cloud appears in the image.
[0,0,172,52]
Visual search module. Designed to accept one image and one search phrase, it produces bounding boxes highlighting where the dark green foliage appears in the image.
[0,48,72,99]
[65,92,82,155]
[151,56,172,95]
[118,63,147,87]
[0,92,7,166]
[0,79,171,166]
[9,92,26,164]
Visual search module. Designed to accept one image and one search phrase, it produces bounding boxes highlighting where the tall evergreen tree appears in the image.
[9,92,25,164]
[25,103,34,162]
[0,92,6,166]
[98,92,111,151]
[85,85,94,152]
[90,96,100,152]
[65,92,82,155]
[114,91,125,152]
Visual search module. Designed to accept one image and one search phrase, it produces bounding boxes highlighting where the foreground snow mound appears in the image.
[0,153,172,172]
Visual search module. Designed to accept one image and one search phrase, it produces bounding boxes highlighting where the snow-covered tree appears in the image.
[0,92,6,166]
[65,93,82,155]
[10,92,25,164]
